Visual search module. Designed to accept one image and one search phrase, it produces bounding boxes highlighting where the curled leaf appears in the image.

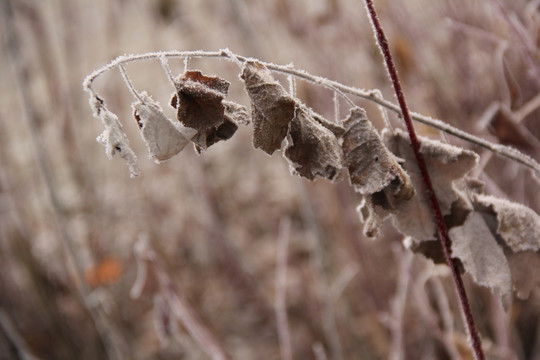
[283,106,343,182]
[133,92,196,162]
[172,70,229,130]
[241,60,296,154]
[189,101,250,153]
[91,96,139,177]
[358,129,478,240]
[170,70,235,152]
[382,129,479,242]
[342,107,413,200]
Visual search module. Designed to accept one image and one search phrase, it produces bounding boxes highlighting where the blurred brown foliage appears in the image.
[1,0,539,359]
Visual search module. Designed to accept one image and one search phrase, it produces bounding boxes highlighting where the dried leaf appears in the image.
[312,111,345,138]
[407,184,540,303]
[223,100,251,126]
[283,106,343,182]
[382,129,479,242]
[170,71,242,152]
[473,194,540,252]
[342,108,413,200]
[190,100,250,153]
[91,96,139,177]
[241,60,296,154]
[172,70,229,131]
[449,212,512,308]
[133,92,196,162]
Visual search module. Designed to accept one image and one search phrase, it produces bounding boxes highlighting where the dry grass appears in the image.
[1,0,539,359]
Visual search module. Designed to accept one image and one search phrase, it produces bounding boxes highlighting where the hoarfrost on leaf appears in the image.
[91,96,139,177]
[283,106,343,182]
[382,129,478,242]
[133,92,196,162]
[342,107,413,199]
[188,101,249,153]
[171,70,232,152]
[241,60,296,155]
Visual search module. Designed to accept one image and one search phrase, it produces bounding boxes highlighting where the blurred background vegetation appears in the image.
[0,0,539,359]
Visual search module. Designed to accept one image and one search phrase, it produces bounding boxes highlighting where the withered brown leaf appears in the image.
[283,106,343,182]
[383,129,479,242]
[342,107,413,199]
[358,129,478,239]
[471,193,540,300]
[171,70,229,130]
[241,60,296,155]
[189,101,249,153]
[170,71,241,152]
[133,92,196,162]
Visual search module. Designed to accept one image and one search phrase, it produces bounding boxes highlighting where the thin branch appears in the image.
[82,50,540,176]
[159,55,177,87]
[362,1,485,359]
[333,91,340,123]
[118,65,143,102]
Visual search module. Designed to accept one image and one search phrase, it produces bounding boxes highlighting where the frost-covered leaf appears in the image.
[382,129,479,242]
[189,101,249,153]
[342,108,413,200]
[171,70,229,130]
[91,96,139,177]
[469,193,540,301]
[312,111,345,138]
[241,60,296,155]
[473,194,540,252]
[449,212,512,308]
[133,92,196,162]
[283,106,343,182]
[223,100,250,126]
[171,71,238,152]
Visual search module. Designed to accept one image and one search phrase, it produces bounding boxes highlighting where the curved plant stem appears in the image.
[362,1,485,359]
[83,50,540,177]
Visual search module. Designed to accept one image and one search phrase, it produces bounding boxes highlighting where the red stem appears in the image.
[362,1,485,359]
